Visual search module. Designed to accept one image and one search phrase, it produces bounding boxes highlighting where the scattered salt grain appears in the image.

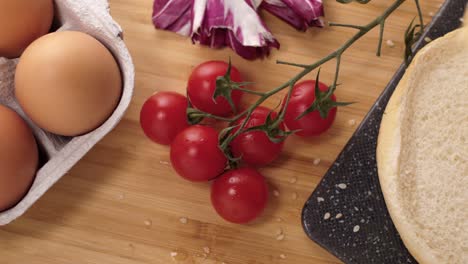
[289,176,297,184]
[353,225,360,233]
[313,158,321,166]
[317,197,325,203]
[179,217,188,224]
[337,183,347,189]
[273,190,280,197]
[385,39,395,48]
[279,254,287,259]
[335,213,343,219]
[324,212,331,220]
[424,37,432,42]
[203,246,210,254]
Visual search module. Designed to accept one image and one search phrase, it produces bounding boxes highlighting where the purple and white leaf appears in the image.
[261,0,324,31]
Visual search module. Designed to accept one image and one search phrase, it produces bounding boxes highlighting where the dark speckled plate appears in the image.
[301,1,467,264]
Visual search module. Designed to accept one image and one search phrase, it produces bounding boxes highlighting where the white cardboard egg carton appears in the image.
[0,0,134,225]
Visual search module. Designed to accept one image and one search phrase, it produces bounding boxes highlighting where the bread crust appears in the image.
[376,28,465,264]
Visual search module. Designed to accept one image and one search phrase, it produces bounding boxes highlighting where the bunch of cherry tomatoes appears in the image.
[140,61,338,224]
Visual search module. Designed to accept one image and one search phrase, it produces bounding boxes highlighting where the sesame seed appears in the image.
[313,158,321,166]
[348,119,357,126]
[460,17,465,23]
[170,251,178,257]
[289,176,297,184]
[179,217,188,224]
[337,183,347,189]
[276,217,283,222]
[159,160,170,165]
[292,192,298,200]
[317,197,325,202]
[144,219,152,228]
[324,212,331,220]
[276,234,285,241]
[273,190,280,197]
[275,228,283,236]
[336,213,343,219]
[203,246,210,254]
[385,39,395,47]
[353,225,360,232]
[116,193,125,200]
[429,11,434,17]
[279,254,287,259]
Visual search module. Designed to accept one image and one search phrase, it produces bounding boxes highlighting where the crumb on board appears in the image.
[337,183,347,189]
[276,234,285,241]
[179,217,188,224]
[385,39,395,47]
[170,251,178,258]
[429,11,434,17]
[279,254,287,259]
[353,225,361,233]
[291,192,298,200]
[324,212,331,220]
[348,119,357,126]
[144,219,152,228]
[313,158,321,166]
[203,246,210,254]
[275,228,283,236]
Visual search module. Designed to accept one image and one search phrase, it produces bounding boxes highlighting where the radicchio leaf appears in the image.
[152,0,193,36]
[191,0,280,60]
[261,0,324,31]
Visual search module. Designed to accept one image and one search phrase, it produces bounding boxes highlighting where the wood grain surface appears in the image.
[0,0,443,263]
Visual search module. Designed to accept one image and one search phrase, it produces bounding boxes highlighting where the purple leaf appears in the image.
[152,0,193,36]
[262,0,324,31]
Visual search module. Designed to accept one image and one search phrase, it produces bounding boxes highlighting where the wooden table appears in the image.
[0,0,442,263]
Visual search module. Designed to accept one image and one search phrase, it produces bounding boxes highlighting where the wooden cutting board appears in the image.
[0,0,443,263]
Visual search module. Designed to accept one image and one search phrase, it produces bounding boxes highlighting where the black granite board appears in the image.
[301,1,467,263]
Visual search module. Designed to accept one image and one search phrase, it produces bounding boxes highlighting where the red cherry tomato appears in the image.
[140,91,189,145]
[283,80,337,137]
[230,106,285,166]
[211,168,268,224]
[170,125,227,182]
[187,61,243,117]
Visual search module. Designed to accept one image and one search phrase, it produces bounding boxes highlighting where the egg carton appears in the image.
[0,0,134,225]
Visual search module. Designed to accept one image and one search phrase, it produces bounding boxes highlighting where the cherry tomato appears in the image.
[140,91,189,145]
[230,106,285,166]
[170,125,227,182]
[211,168,268,224]
[283,80,337,137]
[187,61,243,117]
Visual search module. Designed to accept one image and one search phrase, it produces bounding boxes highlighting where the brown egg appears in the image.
[0,105,38,212]
[0,0,54,58]
[15,31,123,136]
